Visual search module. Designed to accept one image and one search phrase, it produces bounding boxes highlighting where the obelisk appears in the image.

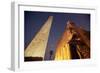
[25,16,53,60]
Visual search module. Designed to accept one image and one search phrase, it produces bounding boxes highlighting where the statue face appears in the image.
[66,30,73,43]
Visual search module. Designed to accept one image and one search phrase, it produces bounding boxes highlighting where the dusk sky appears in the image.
[24,11,90,60]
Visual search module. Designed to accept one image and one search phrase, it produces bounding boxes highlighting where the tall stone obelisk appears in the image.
[25,16,53,60]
